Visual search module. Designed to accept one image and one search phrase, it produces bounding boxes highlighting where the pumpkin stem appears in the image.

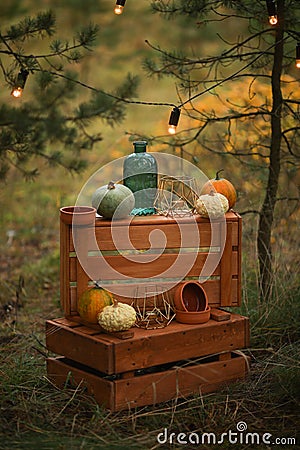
[94,280,101,289]
[215,169,224,180]
[113,298,119,308]
[107,181,115,190]
[209,190,216,196]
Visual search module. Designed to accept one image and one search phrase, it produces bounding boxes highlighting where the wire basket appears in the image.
[132,285,176,329]
[154,175,198,218]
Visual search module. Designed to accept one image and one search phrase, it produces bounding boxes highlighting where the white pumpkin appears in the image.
[98,299,136,332]
[195,190,229,218]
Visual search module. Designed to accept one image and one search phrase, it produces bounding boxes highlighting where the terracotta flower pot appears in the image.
[175,306,211,325]
[173,281,208,312]
[60,206,96,226]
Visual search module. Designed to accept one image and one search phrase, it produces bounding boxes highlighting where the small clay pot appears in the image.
[175,306,211,325]
[173,281,208,312]
[60,206,96,225]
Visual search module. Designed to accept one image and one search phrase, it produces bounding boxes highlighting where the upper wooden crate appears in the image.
[60,208,242,317]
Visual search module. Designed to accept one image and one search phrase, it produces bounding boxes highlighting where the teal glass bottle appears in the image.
[123,140,157,215]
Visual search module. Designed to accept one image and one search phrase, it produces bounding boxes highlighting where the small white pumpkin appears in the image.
[98,299,136,332]
[195,190,229,218]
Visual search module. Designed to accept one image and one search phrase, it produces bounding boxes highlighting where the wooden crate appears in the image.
[46,352,250,412]
[60,209,242,318]
[54,208,248,411]
[46,312,249,375]
[46,312,249,411]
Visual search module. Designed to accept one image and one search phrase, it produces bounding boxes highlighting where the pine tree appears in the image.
[146,0,300,300]
[0,10,139,180]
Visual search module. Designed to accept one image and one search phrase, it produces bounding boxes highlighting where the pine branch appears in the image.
[4,11,56,41]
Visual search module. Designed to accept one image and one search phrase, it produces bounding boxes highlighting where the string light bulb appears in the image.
[11,69,29,98]
[168,107,181,135]
[266,0,278,25]
[114,0,126,15]
[296,43,300,69]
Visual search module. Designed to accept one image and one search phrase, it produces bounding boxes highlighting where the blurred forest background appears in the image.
[0,0,299,448]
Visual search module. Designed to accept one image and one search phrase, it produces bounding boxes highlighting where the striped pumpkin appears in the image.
[78,286,113,324]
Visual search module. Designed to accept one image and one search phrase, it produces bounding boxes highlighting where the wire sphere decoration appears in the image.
[154,176,199,218]
[132,285,176,329]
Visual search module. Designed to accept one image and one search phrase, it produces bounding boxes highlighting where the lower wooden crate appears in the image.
[46,352,250,412]
[45,312,249,375]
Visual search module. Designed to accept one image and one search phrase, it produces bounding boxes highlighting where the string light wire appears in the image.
[3,34,288,131]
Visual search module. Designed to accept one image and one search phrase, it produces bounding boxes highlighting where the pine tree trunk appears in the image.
[257,0,284,301]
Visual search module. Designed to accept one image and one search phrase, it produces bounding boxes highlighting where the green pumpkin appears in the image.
[92,181,135,219]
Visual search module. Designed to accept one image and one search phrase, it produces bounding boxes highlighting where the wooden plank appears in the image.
[68,315,135,340]
[80,279,223,307]
[93,211,239,227]
[70,286,77,315]
[113,315,248,373]
[76,259,90,306]
[46,357,114,409]
[211,308,231,322]
[237,214,242,306]
[85,252,220,280]
[218,352,232,361]
[92,222,218,251]
[220,222,233,306]
[66,278,239,312]
[45,319,114,374]
[69,226,94,252]
[230,220,239,247]
[72,224,90,302]
[46,354,249,411]
[60,221,71,315]
[229,278,238,306]
[114,358,247,410]
[52,317,82,328]
[94,214,210,227]
[81,251,238,280]
[69,257,77,282]
[89,217,239,252]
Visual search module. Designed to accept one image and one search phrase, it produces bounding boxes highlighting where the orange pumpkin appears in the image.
[201,169,237,209]
[78,286,113,323]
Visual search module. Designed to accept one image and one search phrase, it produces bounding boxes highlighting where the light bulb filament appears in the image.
[11,87,23,98]
[114,5,124,14]
[168,125,177,135]
[114,0,126,14]
[269,15,278,25]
